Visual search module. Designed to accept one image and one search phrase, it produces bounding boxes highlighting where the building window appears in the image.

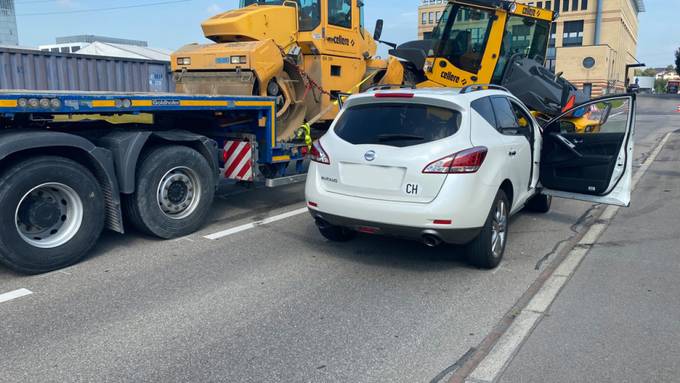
[583,56,595,68]
[583,83,592,98]
[572,0,578,11]
[581,0,588,10]
[546,1,552,9]
[429,11,433,24]
[537,1,543,7]
[328,0,351,29]
[554,0,560,12]
[546,58,556,73]
[563,0,569,12]
[563,20,584,46]
[549,22,557,47]
[422,12,427,25]
[423,32,433,40]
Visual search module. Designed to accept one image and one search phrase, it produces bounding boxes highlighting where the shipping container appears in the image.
[0,46,173,92]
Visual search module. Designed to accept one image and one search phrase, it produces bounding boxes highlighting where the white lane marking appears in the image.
[204,207,309,240]
[553,247,589,278]
[465,131,673,383]
[0,288,33,304]
[468,311,542,383]
[525,275,569,313]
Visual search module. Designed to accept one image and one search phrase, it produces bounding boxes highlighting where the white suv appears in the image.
[305,86,635,268]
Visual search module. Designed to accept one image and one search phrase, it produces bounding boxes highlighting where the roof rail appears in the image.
[366,84,417,92]
[460,84,509,94]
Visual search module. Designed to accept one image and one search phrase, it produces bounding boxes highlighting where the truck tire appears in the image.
[526,193,552,213]
[124,145,214,239]
[0,156,105,274]
[464,190,509,270]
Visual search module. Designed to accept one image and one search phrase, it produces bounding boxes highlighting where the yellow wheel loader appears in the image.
[171,0,388,141]
[382,0,588,121]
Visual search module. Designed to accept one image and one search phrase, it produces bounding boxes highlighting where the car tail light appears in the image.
[357,226,380,234]
[433,219,452,225]
[310,140,330,164]
[422,147,488,174]
[374,93,414,98]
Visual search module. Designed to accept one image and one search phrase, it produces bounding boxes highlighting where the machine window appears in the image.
[435,5,495,74]
[492,14,551,83]
[298,0,321,31]
[328,0,352,29]
[240,0,321,32]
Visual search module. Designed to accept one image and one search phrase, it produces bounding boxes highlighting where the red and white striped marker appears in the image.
[676,105,680,113]
[223,140,253,182]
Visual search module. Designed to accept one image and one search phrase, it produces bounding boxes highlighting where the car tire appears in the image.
[318,225,356,242]
[526,193,552,213]
[0,156,105,274]
[124,145,215,239]
[465,190,510,270]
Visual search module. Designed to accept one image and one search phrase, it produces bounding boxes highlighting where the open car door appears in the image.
[539,94,636,207]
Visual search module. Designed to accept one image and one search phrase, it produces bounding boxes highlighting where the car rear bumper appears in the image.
[305,164,498,230]
[309,210,481,245]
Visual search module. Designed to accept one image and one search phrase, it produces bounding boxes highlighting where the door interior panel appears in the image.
[540,132,625,195]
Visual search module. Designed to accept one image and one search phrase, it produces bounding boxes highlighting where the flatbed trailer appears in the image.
[0,90,309,274]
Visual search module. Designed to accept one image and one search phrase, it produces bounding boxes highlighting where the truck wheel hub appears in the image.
[15,183,84,249]
[157,167,202,220]
[22,199,61,229]
[167,181,188,204]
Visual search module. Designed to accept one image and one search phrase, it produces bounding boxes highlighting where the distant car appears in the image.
[305,87,636,269]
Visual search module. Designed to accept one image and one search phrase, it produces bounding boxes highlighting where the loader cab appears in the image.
[424,1,553,88]
[239,0,322,31]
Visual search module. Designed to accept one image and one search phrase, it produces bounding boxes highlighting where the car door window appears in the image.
[491,97,519,133]
[540,97,633,197]
[509,101,533,139]
[471,97,497,128]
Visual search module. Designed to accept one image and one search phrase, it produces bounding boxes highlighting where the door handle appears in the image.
[553,134,576,149]
[508,150,517,157]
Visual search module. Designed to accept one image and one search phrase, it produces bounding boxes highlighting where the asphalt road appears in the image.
[0,95,678,383]
[499,121,680,383]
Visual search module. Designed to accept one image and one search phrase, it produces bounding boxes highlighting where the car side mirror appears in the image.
[599,103,612,126]
[373,19,383,41]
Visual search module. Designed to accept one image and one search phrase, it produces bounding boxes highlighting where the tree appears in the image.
[675,48,680,76]
[655,78,668,94]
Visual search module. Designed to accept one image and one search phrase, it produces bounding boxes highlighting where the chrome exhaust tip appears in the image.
[422,234,442,248]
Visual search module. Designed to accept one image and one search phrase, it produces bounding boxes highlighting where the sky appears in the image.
[11,0,679,68]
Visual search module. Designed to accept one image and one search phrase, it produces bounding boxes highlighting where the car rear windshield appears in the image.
[333,103,462,148]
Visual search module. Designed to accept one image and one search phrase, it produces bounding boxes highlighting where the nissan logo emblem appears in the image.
[364,150,376,162]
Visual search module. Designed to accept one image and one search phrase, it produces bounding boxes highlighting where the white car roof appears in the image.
[345,87,514,108]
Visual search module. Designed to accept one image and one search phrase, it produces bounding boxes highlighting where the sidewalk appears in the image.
[497,132,680,383]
